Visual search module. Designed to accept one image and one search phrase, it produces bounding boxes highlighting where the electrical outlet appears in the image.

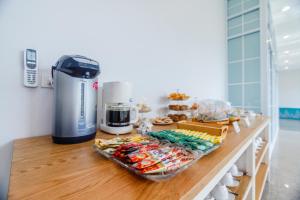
[40,69,53,88]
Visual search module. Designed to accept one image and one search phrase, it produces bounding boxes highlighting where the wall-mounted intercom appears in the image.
[24,49,38,87]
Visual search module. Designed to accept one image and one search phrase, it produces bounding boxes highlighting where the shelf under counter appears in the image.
[228,175,252,200]
[255,163,269,200]
[8,117,269,200]
[255,141,269,173]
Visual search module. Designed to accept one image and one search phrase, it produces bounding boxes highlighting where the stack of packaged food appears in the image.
[167,92,190,122]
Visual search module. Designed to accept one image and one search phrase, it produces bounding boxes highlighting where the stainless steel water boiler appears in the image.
[52,55,100,144]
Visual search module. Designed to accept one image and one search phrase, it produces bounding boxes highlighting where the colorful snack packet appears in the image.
[113,143,143,159]
[128,152,150,163]
[133,158,161,170]
[127,143,160,163]
[140,148,195,174]
[141,155,193,174]
[132,147,174,169]
[140,162,165,174]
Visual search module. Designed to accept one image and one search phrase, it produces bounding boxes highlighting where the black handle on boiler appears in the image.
[51,66,56,78]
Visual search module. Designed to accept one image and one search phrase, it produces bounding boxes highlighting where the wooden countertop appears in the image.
[8,117,269,200]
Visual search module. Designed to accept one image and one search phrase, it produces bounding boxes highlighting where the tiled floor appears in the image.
[262,120,300,200]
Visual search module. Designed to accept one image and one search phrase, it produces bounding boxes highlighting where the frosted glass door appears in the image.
[227,0,261,112]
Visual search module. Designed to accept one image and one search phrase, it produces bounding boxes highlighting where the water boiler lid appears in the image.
[54,55,100,79]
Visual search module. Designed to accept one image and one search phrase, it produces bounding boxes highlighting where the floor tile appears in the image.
[262,127,300,200]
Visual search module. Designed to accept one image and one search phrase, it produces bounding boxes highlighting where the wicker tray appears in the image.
[176,120,228,138]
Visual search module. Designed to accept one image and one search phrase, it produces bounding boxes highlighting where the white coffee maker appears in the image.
[99,81,138,134]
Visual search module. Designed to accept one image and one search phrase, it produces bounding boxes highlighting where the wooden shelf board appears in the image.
[255,163,269,200]
[255,141,269,171]
[228,175,252,200]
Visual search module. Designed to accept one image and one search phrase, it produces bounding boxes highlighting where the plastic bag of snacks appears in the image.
[197,100,232,122]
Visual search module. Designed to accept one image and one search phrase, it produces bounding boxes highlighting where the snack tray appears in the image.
[94,137,220,181]
[93,144,203,182]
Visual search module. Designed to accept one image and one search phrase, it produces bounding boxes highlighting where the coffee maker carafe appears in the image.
[100,82,138,134]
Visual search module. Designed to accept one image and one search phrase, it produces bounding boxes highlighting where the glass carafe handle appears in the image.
[130,106,139,124]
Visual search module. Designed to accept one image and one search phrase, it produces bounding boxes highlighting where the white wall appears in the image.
[0,0,226,198]
[279,69,300,108]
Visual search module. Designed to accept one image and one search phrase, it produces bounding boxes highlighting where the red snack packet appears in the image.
[121,143,160,163]
[133,158,160,170]
[113,143,142,159]
[141,149,194,174]
[133,147,173,169]
[138,143,160,152]
[128,152,150,163]
[141,163,165,174]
